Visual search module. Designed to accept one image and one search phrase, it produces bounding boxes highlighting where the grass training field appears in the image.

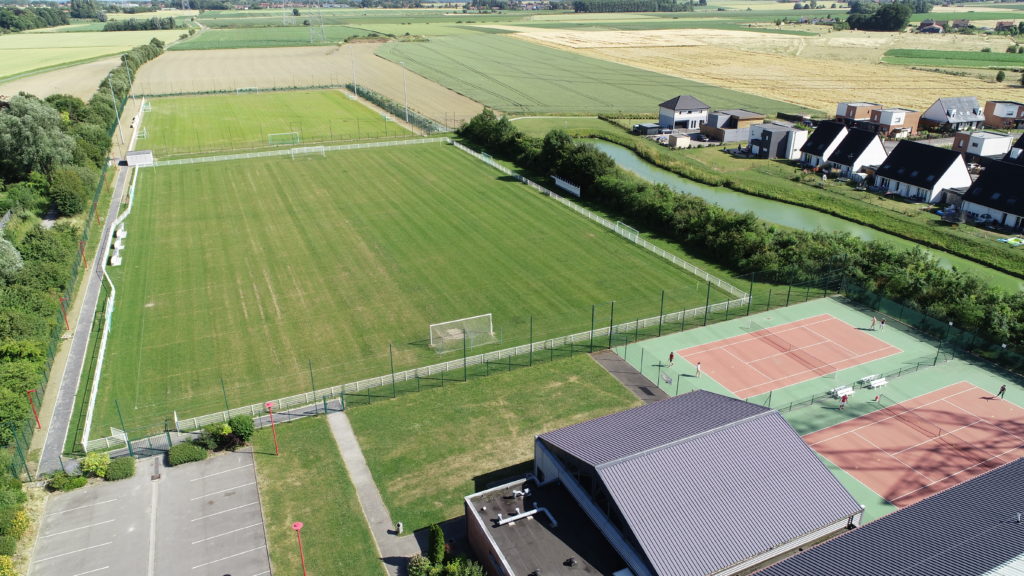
[93,143,730,434]
[142,90,411,157]
[882,48,1024,68]
[348,354,641,530]
[376,34,816,115]
[253,417,383,576]
[169,25,373,50]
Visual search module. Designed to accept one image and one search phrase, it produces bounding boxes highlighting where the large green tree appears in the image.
[0,96,75,182]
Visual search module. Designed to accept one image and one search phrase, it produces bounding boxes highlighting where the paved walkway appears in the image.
[592,349,668,404]
[38,162,131,474]
[327,412,421,576]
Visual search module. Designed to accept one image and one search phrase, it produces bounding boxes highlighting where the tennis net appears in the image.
[878,395,976,459]
[748,320,837,379]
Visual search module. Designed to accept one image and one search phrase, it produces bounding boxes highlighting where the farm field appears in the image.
[168,25,373,50]
[882,48,1024,69]
[0,55,121,100]
[142,90,411,157]
[375,33,817,115]
[132,44,484,124]
[348,354,641,531]
[92,143,731,435]
[504,26,1021,112]
[0,29,183,81]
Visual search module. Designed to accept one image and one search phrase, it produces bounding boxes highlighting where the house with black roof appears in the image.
[920,96,985,132]
[658,96,710,131]
[873,140,972,204]
[826,128,886,178]
[1004,134,1024,165]
[961,161,1024,231]
[465,390,865,576]
[799,121,847,168]
[754,457,1024,576]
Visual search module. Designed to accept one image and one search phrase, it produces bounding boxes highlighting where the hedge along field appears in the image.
[0,29,183,81]
[376,34,816,115]
[882,48,1024,68]
[142,90,411,157]
[168,25,373,50]
[93,143,731,435]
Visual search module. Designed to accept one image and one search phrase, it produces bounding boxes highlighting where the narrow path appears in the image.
[591,349,669,404]
[326,412,421,576]
[38,162,130,474]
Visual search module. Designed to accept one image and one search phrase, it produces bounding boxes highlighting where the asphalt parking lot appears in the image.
[32,449,271,576]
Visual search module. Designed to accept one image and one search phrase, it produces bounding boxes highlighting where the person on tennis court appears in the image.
[870,316,877,330]
[879,318,886,331]
[669,352,675,366]
[998,384,1007,399]
[695,361,702,378]
[840,394,848,410]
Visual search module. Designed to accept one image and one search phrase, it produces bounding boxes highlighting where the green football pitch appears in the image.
[91,143,733,434]
[140,90,411,158]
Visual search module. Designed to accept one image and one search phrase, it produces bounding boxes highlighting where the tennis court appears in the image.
[806,381,1024,508]
[675,314,901,398]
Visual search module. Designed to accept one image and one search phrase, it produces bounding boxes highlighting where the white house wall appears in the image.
[786,131,808,160]
[962,201,1024,228]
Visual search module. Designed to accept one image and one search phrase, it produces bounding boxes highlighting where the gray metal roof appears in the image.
[928,96,985,124]
[754,457,1024,576]
[539,390,771,468]
[659,95,710,111]
[599,411,862,576]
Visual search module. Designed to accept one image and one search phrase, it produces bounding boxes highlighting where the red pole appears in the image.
[27,390,40,430]
[293,522,307,576]
[58,296,70,331]
[79,241,88,268]
[265,402,279,456]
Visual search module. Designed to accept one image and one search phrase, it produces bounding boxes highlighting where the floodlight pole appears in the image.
[293,522,308,576]
[26,390,40,430]
[107,74,125,145]
[124,65,136,103]
[265,402,279,456]
[400,62,409,123]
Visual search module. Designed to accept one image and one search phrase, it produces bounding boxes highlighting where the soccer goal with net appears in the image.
[237,86,261,95]
[137,127,148,140]
[290,145,326,159]
[429,313,495,353]
[268,132,301,146]
[615,221,640,242]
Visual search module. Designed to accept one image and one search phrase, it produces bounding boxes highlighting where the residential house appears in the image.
[950,18,970,29]
[749,122,808,160]
[983,100,1024,129]
[952,130,1013,162]
[658,95,710,131]
[755,458,1024,576]
[995,20,1017,32]
[867,107,920,138]
[1004,134,1024,165]
[873,140,972,203]
[835,102,881,126]
[920,96,985,132]
[702,109,765,142]
[799,120,848,167]
[919,23,944,33]
[466,391,863,576]
[961,161,1024,230]
[827,128,887,177]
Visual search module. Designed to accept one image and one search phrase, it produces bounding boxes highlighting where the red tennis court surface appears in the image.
[676,314,900,398]
[806,381,1024,508]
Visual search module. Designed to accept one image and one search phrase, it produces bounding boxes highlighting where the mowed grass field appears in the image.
[376,34,817,115]
[882,48,1024,68]
[0,29,183,81]
[94,143,730,434]
[168,25,373,50]
[348,354,641,530]
[143,90,411,157]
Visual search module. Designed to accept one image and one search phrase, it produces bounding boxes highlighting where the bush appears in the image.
[0,508,27,540]
[227,415,255,443]
[168,442,208,466]
[0,555,16,576]
[429,523,446,565]
[79,451,111,478]
[982,47,992,52]
[196,422,233,450]
[47,471,87,492]
[0,535,14,556]
[408,555,432,576]
[105,457,135,481]
[997,70,1006,82]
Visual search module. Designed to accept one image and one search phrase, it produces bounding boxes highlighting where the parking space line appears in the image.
[191,522,263,544]
[47,499,117,517]
[71,566,109,576]
[190,501,258,522]
[34,542,112,563]
[190,545,266,570]
[250,571,271,576]
[190,482,256,501]
[189,463,253,482]
[40,519,116,538]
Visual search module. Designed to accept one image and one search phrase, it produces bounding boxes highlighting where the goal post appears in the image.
[430,313,495,353]
[237,86,260,95]
[290,145,326,159]
[268,132,301,146]
[615,221,640,242]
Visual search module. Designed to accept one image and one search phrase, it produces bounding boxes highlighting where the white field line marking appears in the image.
[71,566,110,576]
[191,501,259,522]
[48,499,118,517]
[41,519,116,538]
[191,522,263,545]
[34,542,112,563]
[190,463,253,482]
[147,475,158,576]
[190,482,256,501]
[250,572,271,576]
[191,546,266,570]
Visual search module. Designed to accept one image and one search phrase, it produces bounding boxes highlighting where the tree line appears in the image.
[0,6,67,32]
[103,16,177,31]
[572,0,692,12]
[0,39,165,452]
[457,109,1024,348]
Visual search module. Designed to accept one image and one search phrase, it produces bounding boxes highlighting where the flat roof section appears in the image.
[468,479,628,576]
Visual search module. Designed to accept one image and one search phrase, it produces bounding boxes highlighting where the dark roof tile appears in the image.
[659,95,710,111]
[874,140,964,189]
[963,161,1024,215]
[799,121,846,157]
[828,128,880,167]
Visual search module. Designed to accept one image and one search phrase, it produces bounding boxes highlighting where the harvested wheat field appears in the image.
[133,43,482,126]
[0,56,121,100]
[499,26,1020,113]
